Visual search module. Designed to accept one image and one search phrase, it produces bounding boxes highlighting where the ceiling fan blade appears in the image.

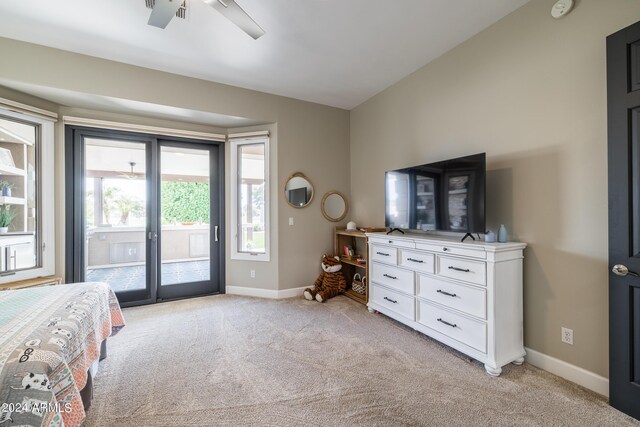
[148,0,184,29]
[205,0,265,40]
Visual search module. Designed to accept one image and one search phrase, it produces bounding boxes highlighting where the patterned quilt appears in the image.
[0,282,125,427]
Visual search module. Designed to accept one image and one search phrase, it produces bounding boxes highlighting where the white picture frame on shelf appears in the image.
[0,147,15,168]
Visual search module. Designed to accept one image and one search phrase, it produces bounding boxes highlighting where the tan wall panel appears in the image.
[350,0,640,376]
[0,38,350,293]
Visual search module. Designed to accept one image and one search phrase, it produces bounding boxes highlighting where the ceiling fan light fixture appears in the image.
[118,161,139,180]
[147,0,264,39]
[146,0,188,25]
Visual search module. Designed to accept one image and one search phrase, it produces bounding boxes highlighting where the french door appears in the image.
[65,126,224,306]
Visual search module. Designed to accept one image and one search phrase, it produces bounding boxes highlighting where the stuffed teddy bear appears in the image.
[303,255,347,303]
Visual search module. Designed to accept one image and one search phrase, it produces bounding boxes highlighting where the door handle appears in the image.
[148,232,157,242]
[4,247,10,271]
[612,264,639,277]
[215,226,219,242]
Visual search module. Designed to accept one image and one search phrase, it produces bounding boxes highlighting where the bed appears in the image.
[0,282,125,427]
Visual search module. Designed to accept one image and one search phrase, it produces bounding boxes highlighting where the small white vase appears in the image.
[0,227,8,234]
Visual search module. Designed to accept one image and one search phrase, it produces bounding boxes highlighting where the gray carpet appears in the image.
[84,295,639,426]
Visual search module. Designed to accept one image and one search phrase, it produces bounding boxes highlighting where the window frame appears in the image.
[230,137,270,262]
[0,107,55,283]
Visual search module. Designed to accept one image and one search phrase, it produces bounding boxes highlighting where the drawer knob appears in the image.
[448,266,470,273]
[384,296,398,304]
[376,252,390,256]
[437,318,457,328]
[443,247,449,251]
[383,273,397,280]
[388,240,393,244]
[407,258,424,263]
[436,289,457,298]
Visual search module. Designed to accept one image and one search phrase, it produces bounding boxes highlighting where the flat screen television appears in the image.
[385,153,486,237]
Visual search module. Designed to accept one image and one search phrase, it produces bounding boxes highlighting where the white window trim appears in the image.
[230,136,270,262]
[0,107,55,283]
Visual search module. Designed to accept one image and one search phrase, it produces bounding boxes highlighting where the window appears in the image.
[0,104,55,282]
[230,136,269,261]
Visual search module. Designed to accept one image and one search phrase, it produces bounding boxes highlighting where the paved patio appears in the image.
[86,260,210,292]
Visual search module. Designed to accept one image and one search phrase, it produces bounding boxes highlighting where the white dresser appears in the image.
[366,232,526,376]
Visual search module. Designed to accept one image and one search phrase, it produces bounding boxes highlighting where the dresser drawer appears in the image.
[369,236,416,249]
[416,242,486,260]
[417,300,487,353]
[371,263,414,294]
[437,256,486,286]
[417,275,486,319]
[371,284,415,321]
[371,245,398,265]
[399,249,435,274]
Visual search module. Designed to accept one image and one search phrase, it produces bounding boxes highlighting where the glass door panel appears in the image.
[83,138,148,296]
[158,143,216,299]
[67,125,223,305]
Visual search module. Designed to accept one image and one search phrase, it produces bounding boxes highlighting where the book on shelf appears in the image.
[343,244,354,257]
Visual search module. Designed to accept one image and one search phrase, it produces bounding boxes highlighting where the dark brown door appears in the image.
[607,20,640,420]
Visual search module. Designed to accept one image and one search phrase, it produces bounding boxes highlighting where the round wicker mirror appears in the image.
[321,191,349,222]
[284,172,314,208]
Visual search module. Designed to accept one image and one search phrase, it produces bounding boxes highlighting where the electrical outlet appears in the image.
[561,327,573,345]
[250,270,256,279]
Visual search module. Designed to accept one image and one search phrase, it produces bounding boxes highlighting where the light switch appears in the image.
[289,217,294,226]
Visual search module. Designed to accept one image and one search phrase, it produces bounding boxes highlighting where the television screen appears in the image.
[288,187,308,207]
[385,153,485,233]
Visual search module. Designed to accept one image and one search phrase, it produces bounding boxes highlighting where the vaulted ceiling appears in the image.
[0,0,529,109]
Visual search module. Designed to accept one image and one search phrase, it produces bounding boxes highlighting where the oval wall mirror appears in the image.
[284,172,314,208]
[321,191,349,222]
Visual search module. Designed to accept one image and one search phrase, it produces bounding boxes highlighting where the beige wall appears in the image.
[350,0,640,377]
[3,0,629,378]
[0,37,350,292]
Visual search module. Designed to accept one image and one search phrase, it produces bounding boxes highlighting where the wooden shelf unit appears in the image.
[0,120,37,274]
[0,128,33,235]
[334,226,385,305]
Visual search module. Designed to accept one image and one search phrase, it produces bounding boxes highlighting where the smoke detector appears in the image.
[551,0,573,19]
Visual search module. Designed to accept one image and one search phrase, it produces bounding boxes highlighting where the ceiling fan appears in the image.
[119,162,139,180]
[146,0,265,40]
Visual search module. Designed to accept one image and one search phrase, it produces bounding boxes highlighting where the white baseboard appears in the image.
[226,285,307,299]
[525,347,609,397]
